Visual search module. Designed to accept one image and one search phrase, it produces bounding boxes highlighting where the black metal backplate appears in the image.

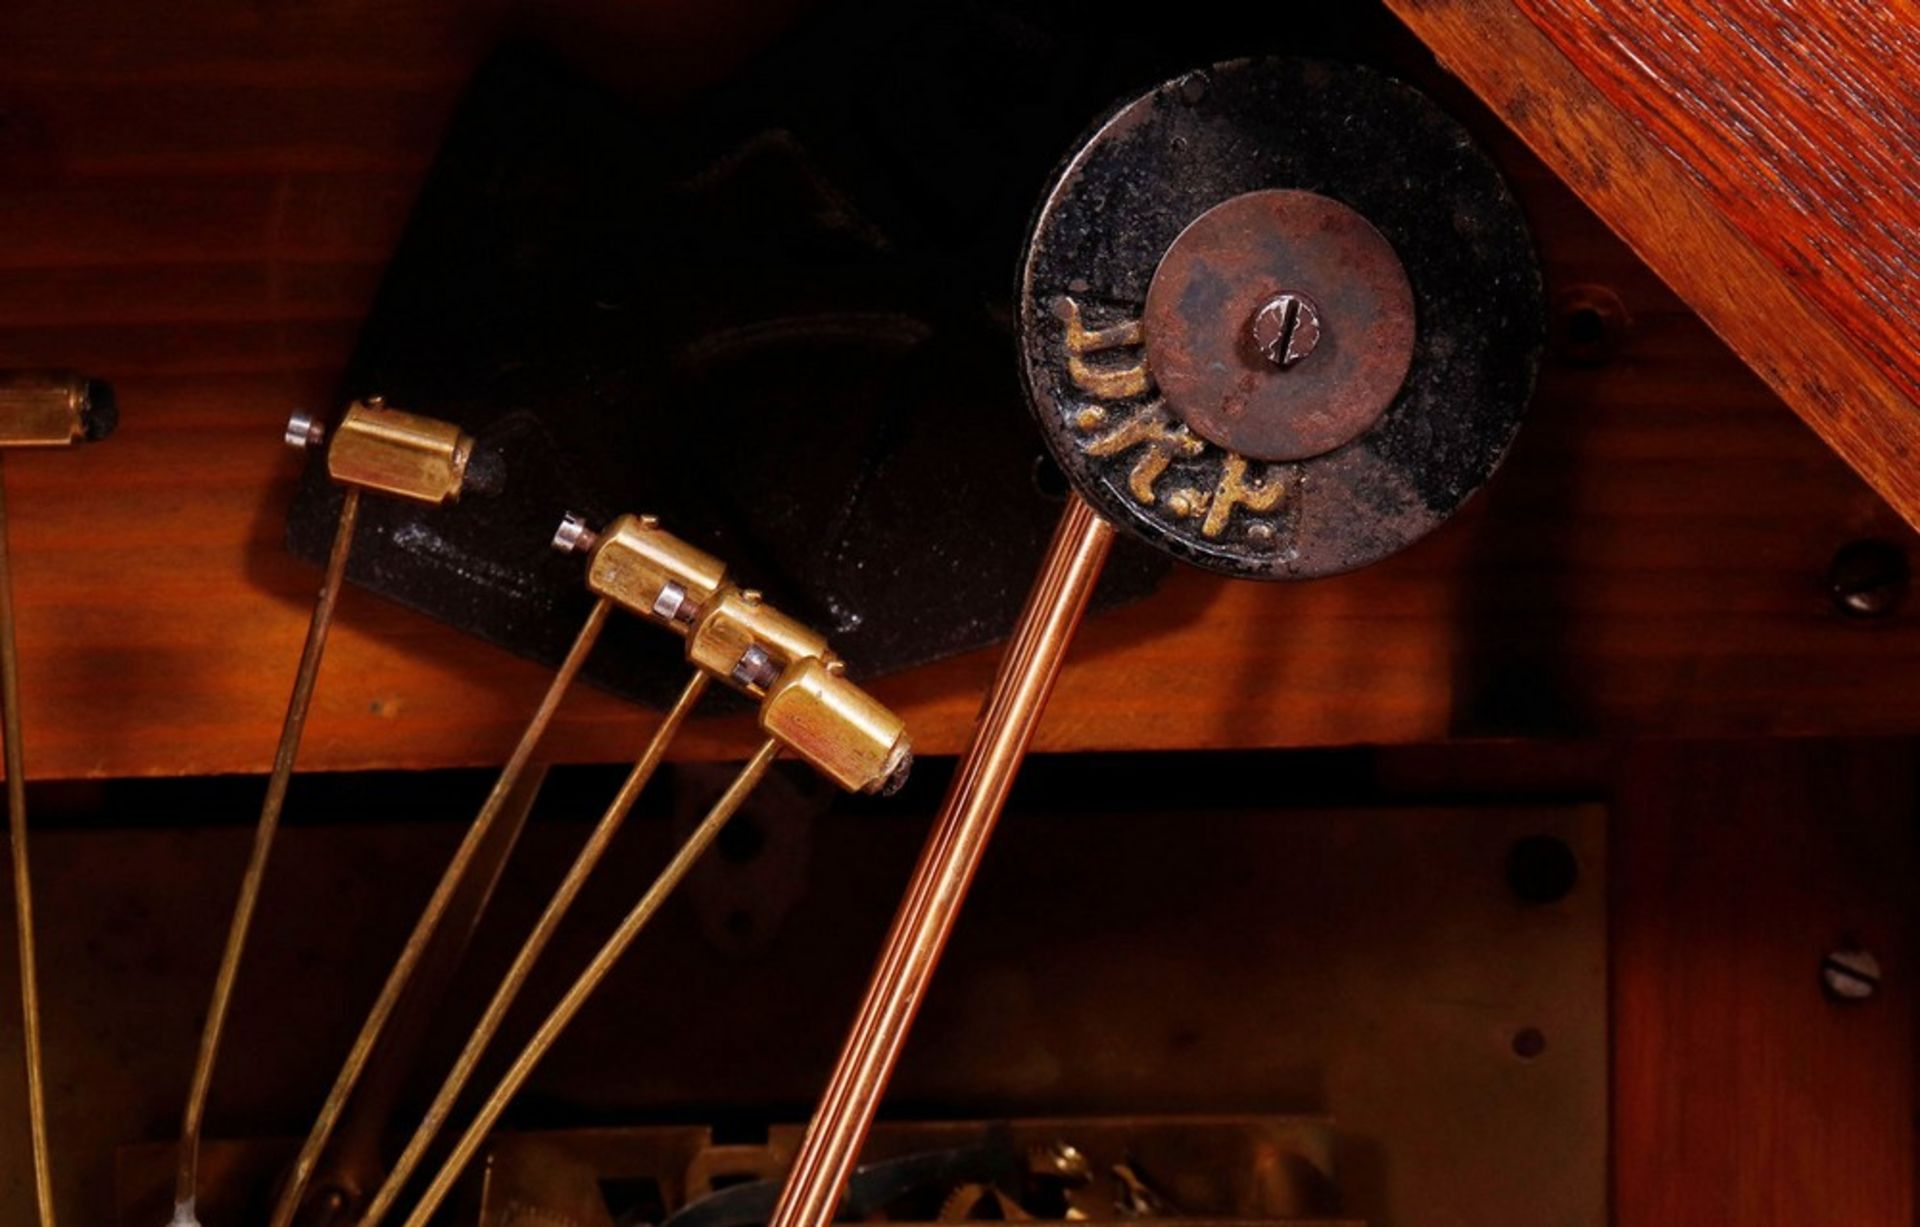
[285,4,1533,704]
[285,24,1187,708]
[1019,58,1544,580]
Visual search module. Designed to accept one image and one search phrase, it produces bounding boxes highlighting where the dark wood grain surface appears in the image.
[1384,739,1918,1227]
[1515,0,1920,407]
[1387,0,1920,536]
[1614,742,1913,1227]
[2,1,1920,780]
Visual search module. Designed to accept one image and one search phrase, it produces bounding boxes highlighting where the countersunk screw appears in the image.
[552,512,599,555]
[1251,293,1323,368]
[1827,538,1909,619]
[284,410,325,450]
[1821,947,1880,1002]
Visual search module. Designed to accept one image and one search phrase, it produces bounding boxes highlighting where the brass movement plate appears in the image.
[104,803,1603,1227]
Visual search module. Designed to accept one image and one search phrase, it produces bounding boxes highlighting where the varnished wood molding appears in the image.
[1386,0,1920,531]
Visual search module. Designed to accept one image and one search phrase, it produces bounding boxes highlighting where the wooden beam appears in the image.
[1615,741,1913,1227]
[1386,0,1920,529]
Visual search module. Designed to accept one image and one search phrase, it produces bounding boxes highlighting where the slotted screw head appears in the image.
[1250,292,1323,368]
[1827,539,1909,619]
[1822,948,1881,1002]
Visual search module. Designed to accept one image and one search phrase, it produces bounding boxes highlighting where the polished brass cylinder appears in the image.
[687,587,831,689]
[761,657,909,793]
[585,514,729,628]
[0,371,108,446]
[325,399,473,505]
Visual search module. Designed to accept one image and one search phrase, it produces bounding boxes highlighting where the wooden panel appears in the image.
[1614,742,1913,1227]
[1386,0,1920,535]
[1355,738,1916,1227]
[1513,0,1920,408]
[3,3,1920,778]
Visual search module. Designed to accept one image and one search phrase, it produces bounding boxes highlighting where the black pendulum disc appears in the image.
[1018,57,1545,580]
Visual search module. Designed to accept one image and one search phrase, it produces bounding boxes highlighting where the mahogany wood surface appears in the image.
[1386,0,1920,539]
[1390,739,1918,1227]
[2,2,1920,779]
[1515,0,1920,409]
[1613,742,1913,1227]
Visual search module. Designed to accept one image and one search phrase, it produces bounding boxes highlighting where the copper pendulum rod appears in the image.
[768,493,1114,1227]
[355,669,712,1227]
[172,483,363,1222]
[267,595,614,1227]
[0,454,57,1227]
[399,737,783,1227]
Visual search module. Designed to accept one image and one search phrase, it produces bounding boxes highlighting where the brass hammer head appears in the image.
[290,397,486,506]
[557,511,913,795]
[0,371,117,446]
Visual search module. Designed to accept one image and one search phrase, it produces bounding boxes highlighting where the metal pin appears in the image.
[174,480,364,1224]
[356,670,712,1227]
[768,495,1114,1227]
[284,411,326,450]
[294,764,551,1226]
[175,401,484,1225]
[0,455,56,1227]
[552,512,598,555]
[731,643,779,690]
[653,580,689,623]
[0,372,116,1227]
[267,597,614,1227]
[399,739,783,1227]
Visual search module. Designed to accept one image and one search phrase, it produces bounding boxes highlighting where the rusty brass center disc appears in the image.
[1142,189,1416,463]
